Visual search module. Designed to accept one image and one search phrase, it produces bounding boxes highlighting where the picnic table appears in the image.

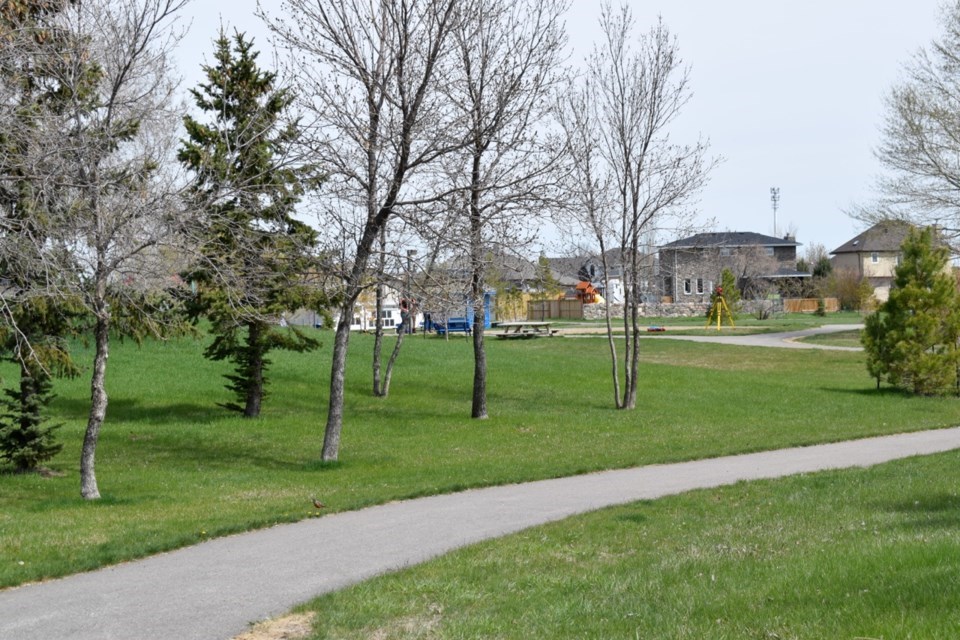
[492,321,556,339]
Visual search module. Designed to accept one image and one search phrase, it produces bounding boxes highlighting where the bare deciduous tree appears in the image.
[560,3,715,409]
[267,0,460,461]
[444,0,568,419]
[556,79,623,405]
[855,3,960,247]
[41,0,190,499]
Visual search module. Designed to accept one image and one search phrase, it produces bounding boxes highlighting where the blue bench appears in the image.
[435,317,472,336]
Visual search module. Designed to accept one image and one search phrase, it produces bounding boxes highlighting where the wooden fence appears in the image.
[527,299,584,320]
[783,297,840,313]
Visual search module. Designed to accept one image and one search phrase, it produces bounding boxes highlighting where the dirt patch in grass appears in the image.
[368,604,444,639]
[232,613,316,640]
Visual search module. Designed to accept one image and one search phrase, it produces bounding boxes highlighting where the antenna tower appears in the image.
[770,187,780,236]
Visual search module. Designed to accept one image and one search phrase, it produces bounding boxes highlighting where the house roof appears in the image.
[545,256,583,279]
[482,251,579,287]
[830,220,913,255]
[660,231,800,250]
[547,251,650,283]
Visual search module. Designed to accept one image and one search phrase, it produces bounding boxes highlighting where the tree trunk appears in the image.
[372,227,387,396]
[380,318,406,398]
[243,321,263,418]
[618,189,633,410]
[322,309,353,461]
[619,266,633,409]
[322,224,382,461]
[598,243,622,409]
[471,304,487,419]
[624,236,641,409]
[372,282,385,396]
[468,149,487,420]
[469,154,488,420]
[80,313,109,500]
[620,238,640,410]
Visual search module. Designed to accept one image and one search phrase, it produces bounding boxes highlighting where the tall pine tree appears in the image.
[179,31,324,417]
[862,226,960,395]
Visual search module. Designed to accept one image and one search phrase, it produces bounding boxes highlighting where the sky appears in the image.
[174,0,945,256]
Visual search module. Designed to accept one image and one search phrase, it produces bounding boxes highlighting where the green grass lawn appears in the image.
[556,311,865,336]
[798,329,864,349]
[0,325,956,589]
[300,450,960,639]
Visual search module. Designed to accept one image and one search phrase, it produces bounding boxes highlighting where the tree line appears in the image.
[0,0,717,499]
[5,0,957,498]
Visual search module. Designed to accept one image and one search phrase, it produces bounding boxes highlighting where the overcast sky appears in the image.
[175,0,945,256]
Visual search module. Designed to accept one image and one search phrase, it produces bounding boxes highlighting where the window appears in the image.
[683,279,692,295]
[379,309,395,327]
[764,247,775,257]
[871,252,879,264]
[720,247,732,257]
[696,278,704,295]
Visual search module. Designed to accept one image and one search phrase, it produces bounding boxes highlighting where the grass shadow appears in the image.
[615,509,651,526]
[118,433,309,472]
[818,386,915,398]
[52,398,309,472]
[881,493,960,530]
[302,459,345,473]
[53,396,224,426]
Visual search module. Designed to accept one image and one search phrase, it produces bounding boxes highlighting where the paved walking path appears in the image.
[648,323,864,350]
[4,426,959,640]
[562,323,863,350]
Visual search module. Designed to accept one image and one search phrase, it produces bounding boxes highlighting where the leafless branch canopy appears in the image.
[856,2,960,247]
[554,2,717,409]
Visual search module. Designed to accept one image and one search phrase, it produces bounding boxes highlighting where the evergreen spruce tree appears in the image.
[179,31,324,417]
[0,360,61,471]
[717,268,741,314]
[862,226,960,395]
[0,1,83,471]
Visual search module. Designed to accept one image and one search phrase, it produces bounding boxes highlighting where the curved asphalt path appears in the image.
[647,323,864,350]
[3,426,960,640]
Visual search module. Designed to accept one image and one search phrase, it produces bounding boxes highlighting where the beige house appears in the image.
[830,220,913,302]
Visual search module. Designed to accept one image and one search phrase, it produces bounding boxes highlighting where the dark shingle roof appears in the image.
[660,231,800,250]
[830,220,913,255]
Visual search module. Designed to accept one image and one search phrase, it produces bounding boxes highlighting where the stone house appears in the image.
[658,231,807,303]
[829,220,913,302]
